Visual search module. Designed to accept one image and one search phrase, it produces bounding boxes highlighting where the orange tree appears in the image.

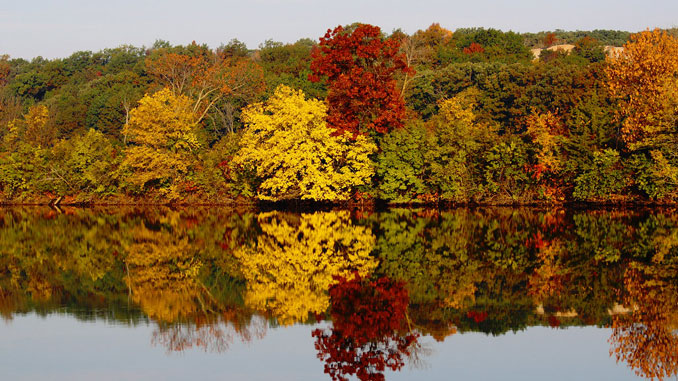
[146,43,265,126]
[605,29,678,200]
[309,24,413,137]
[605,29,678,151]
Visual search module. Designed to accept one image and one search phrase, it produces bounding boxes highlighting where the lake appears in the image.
[0,207,676,380]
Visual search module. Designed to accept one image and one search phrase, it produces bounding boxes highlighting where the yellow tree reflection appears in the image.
[528,238,568,304]
[124,216,206,323]
[234,211,378,325]
[123,212,268,353]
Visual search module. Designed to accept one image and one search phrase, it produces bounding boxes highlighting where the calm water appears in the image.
[0,207,676,380]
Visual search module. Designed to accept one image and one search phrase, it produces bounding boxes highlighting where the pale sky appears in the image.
[1,0,677,59]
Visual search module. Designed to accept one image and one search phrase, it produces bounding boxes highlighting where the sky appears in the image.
[1,0,677,59]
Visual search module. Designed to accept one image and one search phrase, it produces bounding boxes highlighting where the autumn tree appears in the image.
[525,111,567,200]
[122,88,200,198]
[146,43,265,128]
[256,38,325,100]
[573,36,606,62]
[544,33,558,47]
[0,94,23,136]
[233,85,376,201]
[375,121,434,203]
[427,89,498,202]
[48,129,120,196]
[395,24,454,96]
[410,23,454,65]
[8,104,57,148]
[0,55,11,87]
[606,29,678,200]
[463,42,485,55]
[309,24,413,136]
[606,29,678,151]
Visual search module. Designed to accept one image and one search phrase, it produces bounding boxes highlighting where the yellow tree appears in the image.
[122,88,200,198]
[233,85,376,201]
[233,211,378,325]
[3,105,56,148]
[606,29,678,151]
[427,89,498,202]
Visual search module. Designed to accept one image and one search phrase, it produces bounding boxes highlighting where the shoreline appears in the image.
[2,199,678,210]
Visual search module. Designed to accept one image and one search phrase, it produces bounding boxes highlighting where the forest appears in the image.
[1,24,678,205]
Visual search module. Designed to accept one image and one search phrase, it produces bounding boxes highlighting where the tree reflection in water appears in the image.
[610,266,678,380]
[151,315,268,353]
[233,211,377,325]
[0,207,677,378]
[313,274,420,381]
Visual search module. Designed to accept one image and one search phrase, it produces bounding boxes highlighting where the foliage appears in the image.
[146,42,266,135]
[121,88,200,198]
[482,138,532,203]
[234,85,376,201]
[573,149,626,201]
[525,111,567,200]
[49,129,120,196]
[310,24,413,136]
[440,28,533,64]
[375,121,433,203]
[193,133,243,197]
[257,39,325,100]
[573,36,607,63]
[630,150,678,201]
[21,105,55,147]
[146,44,264,116]
[522,29,631,48]
[605,29,678,151]
[0,142,48,198]
[428,90,498,202]
[1,26,678,204]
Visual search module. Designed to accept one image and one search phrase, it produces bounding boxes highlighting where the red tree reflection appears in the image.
[312,274,419,381]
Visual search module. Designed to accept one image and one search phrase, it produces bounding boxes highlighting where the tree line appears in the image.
[1,24,677,205]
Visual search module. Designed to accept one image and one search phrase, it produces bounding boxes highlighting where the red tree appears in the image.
[463,42,485,55]
[309,24,414,137]
[312,274,419,381]
[544,32,558,47]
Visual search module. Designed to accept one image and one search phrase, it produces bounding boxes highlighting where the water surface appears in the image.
[0,207,676,380]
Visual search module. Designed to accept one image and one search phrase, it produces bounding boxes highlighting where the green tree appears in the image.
[375,121,434,203]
